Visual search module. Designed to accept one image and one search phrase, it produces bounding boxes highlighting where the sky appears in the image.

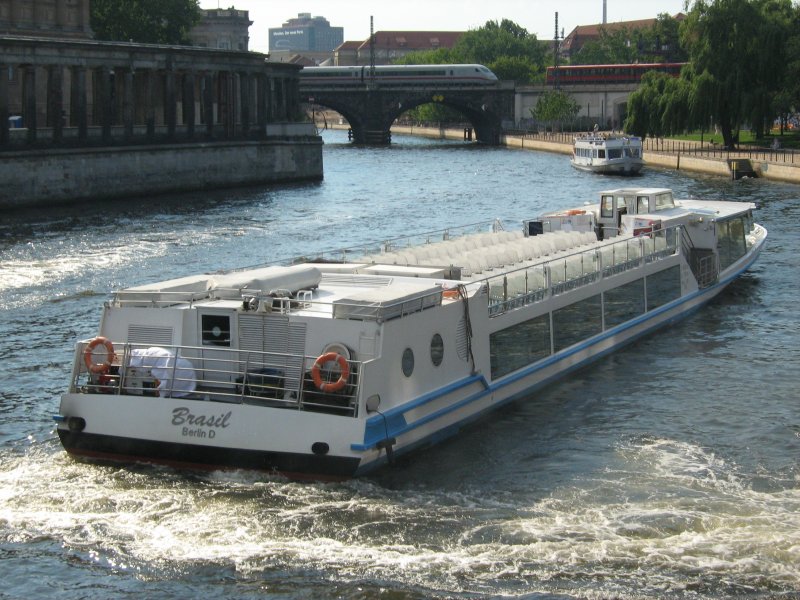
[199,1,689,54]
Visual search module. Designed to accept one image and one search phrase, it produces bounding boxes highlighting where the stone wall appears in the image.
[0,133,322,209]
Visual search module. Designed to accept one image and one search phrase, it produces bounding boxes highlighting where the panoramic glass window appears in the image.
[201,314,231,347]
[718,217,747,270]
[646,265,681,311]
[430,334,444,367]
[553,294,602,352]
[604,279,645,329]
[490,314,551,379]
[401,348,415,377]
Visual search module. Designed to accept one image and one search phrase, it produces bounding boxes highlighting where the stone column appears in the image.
[145,70,155,140]
[219,70,234,139]
[122,69,134,141]
[202,71,215,139]
[23,65,36,144]
[0,65,9,146]
[165,66,176,140]
[257,73,268,135]
[56,1,68,28]
[96,66,112,143]
[183,71,195,139]
[240,72,251,138]
[70,66,88,141]
[81,0,91,35]
[10,0,20,28]
[47,65,64,143]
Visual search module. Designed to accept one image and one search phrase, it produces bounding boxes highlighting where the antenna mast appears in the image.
[369,16,376,80]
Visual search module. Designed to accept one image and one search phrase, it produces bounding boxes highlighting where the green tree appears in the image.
[678,0,795,146]
[571,15,687,65]
[650,13,688,63]
[626,0,795,147]
[777,5,800,132]
[91,0,202,45]
[531,90,580,131]
[572,27,640,65]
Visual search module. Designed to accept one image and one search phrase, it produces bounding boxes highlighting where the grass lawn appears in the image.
[670,130,800,149]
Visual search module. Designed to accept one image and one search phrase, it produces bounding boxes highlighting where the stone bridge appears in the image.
[299,81,516,145]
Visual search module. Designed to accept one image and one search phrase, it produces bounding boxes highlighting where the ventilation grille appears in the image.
[455,318,469,361]
[321,274,393,288]
[127,325,174,346]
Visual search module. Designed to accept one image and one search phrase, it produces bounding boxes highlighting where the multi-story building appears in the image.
[269,13,343,57]
[189,8,252,51]
[349,31,464,66]
[0,0,92,38]
[560,14,685,59]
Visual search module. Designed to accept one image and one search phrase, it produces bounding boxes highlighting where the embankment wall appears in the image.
[1,137,323,210]
[387,124,800,184]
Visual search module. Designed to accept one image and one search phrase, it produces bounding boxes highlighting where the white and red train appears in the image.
[300,64,499,85]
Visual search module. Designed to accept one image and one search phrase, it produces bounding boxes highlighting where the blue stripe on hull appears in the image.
[355,247,763,473]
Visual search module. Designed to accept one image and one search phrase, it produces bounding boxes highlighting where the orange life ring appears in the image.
[442,288,460,300]
[566,209,586,216]
[311,352,350,393]
[84,336,115,374]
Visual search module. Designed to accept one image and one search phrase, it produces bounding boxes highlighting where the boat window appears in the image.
[598,149,606,159]
[654,192,675,210]
[430,333,444,367]
[646,265,681,311]
[553,294,602,352]
[637,196,650,213]
[608,148,622,159]
[201,314,231,347]
[604,279,645,329]
[718,217,747,270]
[601,195,614,218]
[401,347,415,377]
[490,314,551,379]
[617,196,629,214]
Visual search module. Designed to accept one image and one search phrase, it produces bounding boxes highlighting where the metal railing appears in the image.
[643,138,797,164]
[72,341,361,417]
[486,226,680,316]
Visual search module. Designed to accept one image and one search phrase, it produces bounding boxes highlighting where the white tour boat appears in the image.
[56,188,766,479]
[572,133,644,175]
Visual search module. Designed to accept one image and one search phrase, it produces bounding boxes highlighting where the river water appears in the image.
[1,129,798,599]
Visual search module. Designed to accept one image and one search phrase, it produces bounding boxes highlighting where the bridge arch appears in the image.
[300,83,515,145]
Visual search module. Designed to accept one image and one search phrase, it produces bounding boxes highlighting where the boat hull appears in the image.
[57,429,360,480]
[570,159,644,175]
[56,392,370,479]
[352,238,766,475]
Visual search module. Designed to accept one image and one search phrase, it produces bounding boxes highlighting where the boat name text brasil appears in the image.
[172,407,231,439]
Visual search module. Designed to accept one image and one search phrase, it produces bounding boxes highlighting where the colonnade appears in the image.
[0,36,302,148]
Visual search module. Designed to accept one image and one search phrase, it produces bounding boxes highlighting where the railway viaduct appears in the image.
[299,80,516,145]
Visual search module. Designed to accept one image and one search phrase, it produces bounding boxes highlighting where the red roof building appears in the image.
[334,31,464,66]
[561,14,685,58]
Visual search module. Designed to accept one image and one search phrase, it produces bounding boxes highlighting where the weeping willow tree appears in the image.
[626,0,796,147]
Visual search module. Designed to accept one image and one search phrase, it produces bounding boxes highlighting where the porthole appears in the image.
[401,347,414,377]
[430,333,444,367]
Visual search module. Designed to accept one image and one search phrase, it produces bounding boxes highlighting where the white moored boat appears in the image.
[56,188,766,479]
[572,133,644,175]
